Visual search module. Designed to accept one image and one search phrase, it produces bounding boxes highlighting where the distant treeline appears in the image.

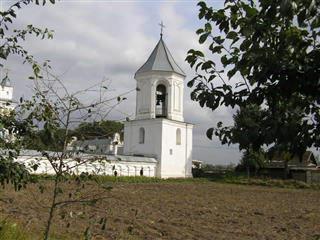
[24,120,124,152]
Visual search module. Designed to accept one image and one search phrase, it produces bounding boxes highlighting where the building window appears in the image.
[176,128,181,145]
[139,127,145,144]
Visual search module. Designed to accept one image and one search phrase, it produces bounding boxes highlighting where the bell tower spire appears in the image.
[134,33,185,122]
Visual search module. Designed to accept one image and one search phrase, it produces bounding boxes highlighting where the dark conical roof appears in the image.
[1,75,11,87]
[135,37,186,77]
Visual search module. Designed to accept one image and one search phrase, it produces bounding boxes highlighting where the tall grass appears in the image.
[0,219,32,240]
[32,174,211,184]
[31,174,320,190]
[93,175,211,183]
[0,219,71,240]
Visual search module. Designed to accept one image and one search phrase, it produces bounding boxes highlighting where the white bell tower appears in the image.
[134,37,185,122]
[0,73,14,140]
[124,32,193,178]
[0,73,14,112]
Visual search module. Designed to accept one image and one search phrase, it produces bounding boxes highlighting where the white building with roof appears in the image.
[124,35,193,178]
[67,133,124,155]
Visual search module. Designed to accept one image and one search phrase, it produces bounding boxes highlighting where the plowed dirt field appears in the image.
[0,181,319,239]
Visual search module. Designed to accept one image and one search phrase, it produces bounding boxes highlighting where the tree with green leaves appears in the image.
[0,0,55,189]
[24,120,124,152]
[186,0,320,173]
[215,104,267,177]
[1,0,55,67]
[24,127,70,152]
[214,104,266,151]
[0,110,33,190]
[239,149,266,178]
[1,1,132,238]
[21,67,129,239]
[73,120,124,140]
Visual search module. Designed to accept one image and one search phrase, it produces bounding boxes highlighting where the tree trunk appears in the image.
[246,166,250,179]
[44,176,59,240]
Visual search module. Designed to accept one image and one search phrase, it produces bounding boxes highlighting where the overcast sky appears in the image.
[1,0,241,165]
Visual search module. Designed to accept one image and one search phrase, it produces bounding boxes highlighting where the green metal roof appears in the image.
[135,37,186,77]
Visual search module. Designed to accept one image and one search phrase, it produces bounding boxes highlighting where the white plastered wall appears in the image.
[14,156,157,177]
[159,120,193,178]
[123,119,163,159]
[123,118,193,178]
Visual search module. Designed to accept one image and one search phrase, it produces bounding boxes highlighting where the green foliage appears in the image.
[1,2,129,240]
[24,120,124,151]
[213,104,268,150]
[31,174,320,190]
[0,157,30,191]
[187,0,320,157]
[0,218,69,240]
[32,174,212,184]
[0,219,33,240]
[0,0,54,67]
[240,150,265,170]
[222,177,320,190]
[24,128,67,152]
[0,111,33,189]
[0,0,55,190]
[16,73,130,239]
[201,163,235,172]
[73,120,124,140]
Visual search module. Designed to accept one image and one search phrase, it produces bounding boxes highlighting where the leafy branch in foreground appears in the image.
[186,0,320,171]
[0,0,55,67]
[0,100,35,190]
[0,0,55,189]
[19,65,133,239]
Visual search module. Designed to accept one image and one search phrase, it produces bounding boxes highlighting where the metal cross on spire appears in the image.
[159,21,165,38]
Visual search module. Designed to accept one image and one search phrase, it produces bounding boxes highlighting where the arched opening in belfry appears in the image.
[155,84,167,118]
